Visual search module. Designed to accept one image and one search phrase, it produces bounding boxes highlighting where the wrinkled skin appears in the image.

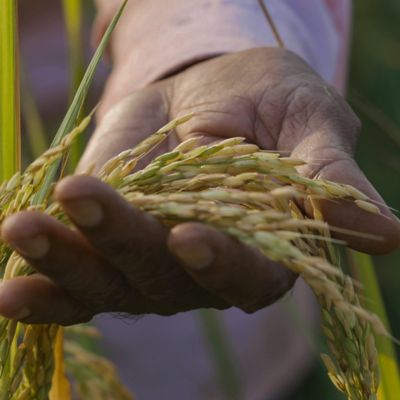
[1,48,399,325]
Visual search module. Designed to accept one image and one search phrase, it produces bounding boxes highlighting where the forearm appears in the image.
[94,0,351,91]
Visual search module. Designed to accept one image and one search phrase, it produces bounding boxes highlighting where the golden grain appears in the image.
[0,115,386,399]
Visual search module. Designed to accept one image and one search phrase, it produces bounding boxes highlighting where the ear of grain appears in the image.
[106,126,386,400]
[257,2,398,398]
[0,1,393,398]
[0,3,131,399]
[0,115,390,399]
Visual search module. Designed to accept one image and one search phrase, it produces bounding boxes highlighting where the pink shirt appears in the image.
[95,0,351,92]
[93,1,352,399]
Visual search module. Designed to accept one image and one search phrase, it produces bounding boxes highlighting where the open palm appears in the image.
[1,48,399,325]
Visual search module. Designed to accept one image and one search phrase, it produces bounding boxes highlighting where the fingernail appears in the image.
[173,242,214,270]
[63,198,103,228]
[10,235,50,259]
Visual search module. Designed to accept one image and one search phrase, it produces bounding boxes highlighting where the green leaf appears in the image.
[62,0,86,169]
[350,251,400,400]
[33,0,128,204]
[0,0,20,182]
[62,0,84,99]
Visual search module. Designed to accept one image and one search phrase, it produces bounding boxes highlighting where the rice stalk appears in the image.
[258,3,396,398]
[0,1,392,398]
[0,0,21,182]
[0,1,21,395]
[349,251,400,400]
[0,2,131,399]
[0,112,389,399]
[0,113,133,400]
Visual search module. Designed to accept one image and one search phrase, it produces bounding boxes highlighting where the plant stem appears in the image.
[62,0,86,169]
[349,250,400,400]
[20,66,48,159]
[258,0,284,48]
[0,0,21,385]
[0,0,21,181]
[197,309,242,400]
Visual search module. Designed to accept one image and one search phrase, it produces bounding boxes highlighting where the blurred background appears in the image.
[17,0,400,399]
[292,1,400,398]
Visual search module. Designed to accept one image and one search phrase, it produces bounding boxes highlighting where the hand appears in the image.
[1,48,399,325]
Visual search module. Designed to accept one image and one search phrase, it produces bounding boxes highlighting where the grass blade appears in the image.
[62,0,84,100]
[33,0,128,204]
[350,251,400,400]
[0,0,21,385]
[0,0,21,181]
[62,0,86,169]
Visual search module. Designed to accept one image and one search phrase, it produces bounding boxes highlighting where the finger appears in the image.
[1,211,138,314]
[168,223,296,313]
[54,175,222,310]
[0,274,91,325]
